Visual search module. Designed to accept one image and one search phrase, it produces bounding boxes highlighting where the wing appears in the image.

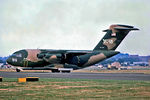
[37,49,119,68]
[37,49,93,64]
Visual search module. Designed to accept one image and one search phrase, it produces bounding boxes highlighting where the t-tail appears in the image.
[93,24,139,50]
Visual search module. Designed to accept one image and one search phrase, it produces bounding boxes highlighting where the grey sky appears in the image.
[0,0,150,56]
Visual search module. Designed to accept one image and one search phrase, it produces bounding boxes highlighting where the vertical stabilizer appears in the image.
[93,24,139,51]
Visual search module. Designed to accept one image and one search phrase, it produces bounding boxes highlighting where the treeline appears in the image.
[99,53,150,65]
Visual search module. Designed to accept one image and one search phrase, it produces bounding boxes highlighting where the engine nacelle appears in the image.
[43,53,62,64]
[37,53,45,59]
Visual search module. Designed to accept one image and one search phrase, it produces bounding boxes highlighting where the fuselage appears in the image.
[7,49,119,69]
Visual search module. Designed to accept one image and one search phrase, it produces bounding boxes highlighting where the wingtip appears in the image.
[103,29,109,32]
[133,28,140,30]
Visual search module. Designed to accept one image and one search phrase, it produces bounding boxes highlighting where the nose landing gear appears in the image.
[16,68,22,72]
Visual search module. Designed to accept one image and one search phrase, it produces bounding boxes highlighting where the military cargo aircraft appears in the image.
[7,24,139,72]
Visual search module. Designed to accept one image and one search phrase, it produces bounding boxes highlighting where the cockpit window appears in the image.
[12,58,17,62]
[16,53,22,57]
[13,50,28,59]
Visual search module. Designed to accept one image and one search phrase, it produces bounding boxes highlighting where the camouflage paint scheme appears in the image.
[94,24,139,50]
[7,24,139,72]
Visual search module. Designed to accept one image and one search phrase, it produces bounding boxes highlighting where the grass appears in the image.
[74,69,150,74]
[0,78,150,100]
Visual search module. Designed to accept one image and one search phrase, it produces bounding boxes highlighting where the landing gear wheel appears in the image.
[51,69,60,73]
[61,70,71,73]
[16,68,21,72]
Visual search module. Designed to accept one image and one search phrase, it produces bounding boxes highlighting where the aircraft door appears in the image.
[23,58,28,67]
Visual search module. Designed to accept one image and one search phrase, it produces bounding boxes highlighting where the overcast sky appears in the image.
[0,0,150,56]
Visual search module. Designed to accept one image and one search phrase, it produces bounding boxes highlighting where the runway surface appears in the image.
[0,72,150,81]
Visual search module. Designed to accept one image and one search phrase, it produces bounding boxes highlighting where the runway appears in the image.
[0,71,150,81]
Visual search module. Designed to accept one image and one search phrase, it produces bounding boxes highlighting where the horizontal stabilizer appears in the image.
[103,24,139,32]
[114,27,139,31]
[116,24,134,28]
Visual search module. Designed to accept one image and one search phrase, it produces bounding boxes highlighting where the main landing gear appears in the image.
[51,69,71,73]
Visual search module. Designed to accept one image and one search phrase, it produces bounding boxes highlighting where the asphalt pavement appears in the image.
[0,71,150,81]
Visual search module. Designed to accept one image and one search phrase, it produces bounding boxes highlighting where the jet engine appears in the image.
[37,53,63,64]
